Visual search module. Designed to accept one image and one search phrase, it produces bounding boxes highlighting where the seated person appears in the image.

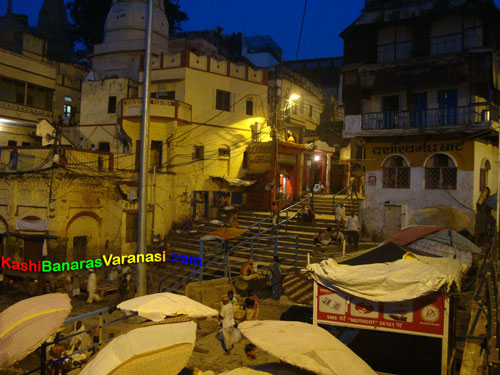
[228,212,239,228]
[313,230,326,247]
[218,193,229,208]
[240,258,261,281]
[313,181,325,194]
[303,206,315,222]
[244,289,259,320]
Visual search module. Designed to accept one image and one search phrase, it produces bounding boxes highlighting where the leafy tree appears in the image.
[67,0,189,50]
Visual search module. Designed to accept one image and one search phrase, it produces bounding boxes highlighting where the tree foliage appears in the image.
[67,0,189,50]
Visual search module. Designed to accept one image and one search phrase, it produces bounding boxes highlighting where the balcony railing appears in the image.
[119,98,192,123]
[362,103,498,130]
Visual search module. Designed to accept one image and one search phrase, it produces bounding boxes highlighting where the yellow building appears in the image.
[0,7,87,147]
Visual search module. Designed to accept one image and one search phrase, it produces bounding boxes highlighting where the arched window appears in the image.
[480,159,491,192]
[382,155,410,189]
[425,154,457,190]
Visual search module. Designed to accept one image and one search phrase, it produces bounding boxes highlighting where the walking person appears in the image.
[271,201,279,226]
[335,203,346,232]
[346,212,360,251]
[349,176,359,199]
[270,256,282,300]
[86,269,102,303]
[360,175,366,197]
[219,296,235,355]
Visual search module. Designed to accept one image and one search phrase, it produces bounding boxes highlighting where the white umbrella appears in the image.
[80,321,196,375]
[0,293,71,370]
[239,321,376,375]
[219,368,271,375]
[117,292,218,321]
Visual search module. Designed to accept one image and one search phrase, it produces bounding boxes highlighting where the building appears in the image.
[70,0,269,255]
[0,2,87,146]
[245,66,325,207]
[341,0,500,238]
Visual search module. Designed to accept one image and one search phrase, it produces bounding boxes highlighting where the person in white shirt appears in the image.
[335,203,346,231]
[346,212,360,251]
[86,269,102,303]
[219,296,235,355]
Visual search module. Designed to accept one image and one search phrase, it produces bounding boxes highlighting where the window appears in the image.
[153,90,175,100]
[98,142,110,152]
[480,159,491,192]
[150,140,162,168]
[246,99,254,116]
[218,146,230,158]
[126,212,138,243]
[292,103,297,115]
[243,151,248,169]
[216,90,231,112]
[8,140,17,146]
[309,105,313,117]
[382,155,410,189]
[63,104,72,118]
[108,96,117,113]
[193,145,204,160]
[0,77,24,104]
[27,84,53,110]
[425,154,457,190]
[377,26,412,63]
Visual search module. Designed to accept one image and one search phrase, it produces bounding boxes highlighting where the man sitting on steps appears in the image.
[240,258,262,281]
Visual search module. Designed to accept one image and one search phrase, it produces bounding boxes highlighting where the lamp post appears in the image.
[272,91,300,223]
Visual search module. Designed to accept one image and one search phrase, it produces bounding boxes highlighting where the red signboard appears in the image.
[315,284,445,337]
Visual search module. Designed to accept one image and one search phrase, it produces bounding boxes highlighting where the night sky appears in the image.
[3,0,500,60]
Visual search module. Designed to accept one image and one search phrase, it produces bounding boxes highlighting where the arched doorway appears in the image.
[66,213,101,260]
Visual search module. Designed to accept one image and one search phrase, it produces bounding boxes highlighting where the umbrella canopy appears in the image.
[239,320,376,375]
[282,272,313,305]
[117,292,218,322]
[209,227,247,240]
[0,293,71,370]
[80,321,196,375]
[219,368,271,375]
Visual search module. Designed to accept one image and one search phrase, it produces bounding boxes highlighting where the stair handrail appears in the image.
[332,184,354,213]
[159,195,313,292]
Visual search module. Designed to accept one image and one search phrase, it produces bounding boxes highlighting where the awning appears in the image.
[210,176,256,187]
[3,232,57,240]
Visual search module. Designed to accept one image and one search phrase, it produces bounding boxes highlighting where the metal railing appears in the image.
[24,306,136,375]
[157,195,314,292]
[362,103,498,130]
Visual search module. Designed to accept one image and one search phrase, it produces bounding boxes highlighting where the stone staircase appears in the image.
[151,194,370,294]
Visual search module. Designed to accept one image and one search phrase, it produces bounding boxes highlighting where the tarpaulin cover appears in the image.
[412,206,471,232]
[239,320,376,375]
[15,218,48,232]
[209,227,247,240]
[383,225,443,246]
[210,176,257,187]
[117,292,218,322]
[80,321,196,375]
[307,250,463,302]
[0,293,71,369]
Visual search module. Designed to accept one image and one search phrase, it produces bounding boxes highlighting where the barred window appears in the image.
[382,155,410,189]
[425,154,457,190]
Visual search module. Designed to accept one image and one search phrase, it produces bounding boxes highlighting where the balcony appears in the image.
[361,103,498,132]
[120,98,192,123]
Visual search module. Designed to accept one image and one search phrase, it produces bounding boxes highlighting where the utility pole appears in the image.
[136,0,154,296]
[272,81,281,229]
